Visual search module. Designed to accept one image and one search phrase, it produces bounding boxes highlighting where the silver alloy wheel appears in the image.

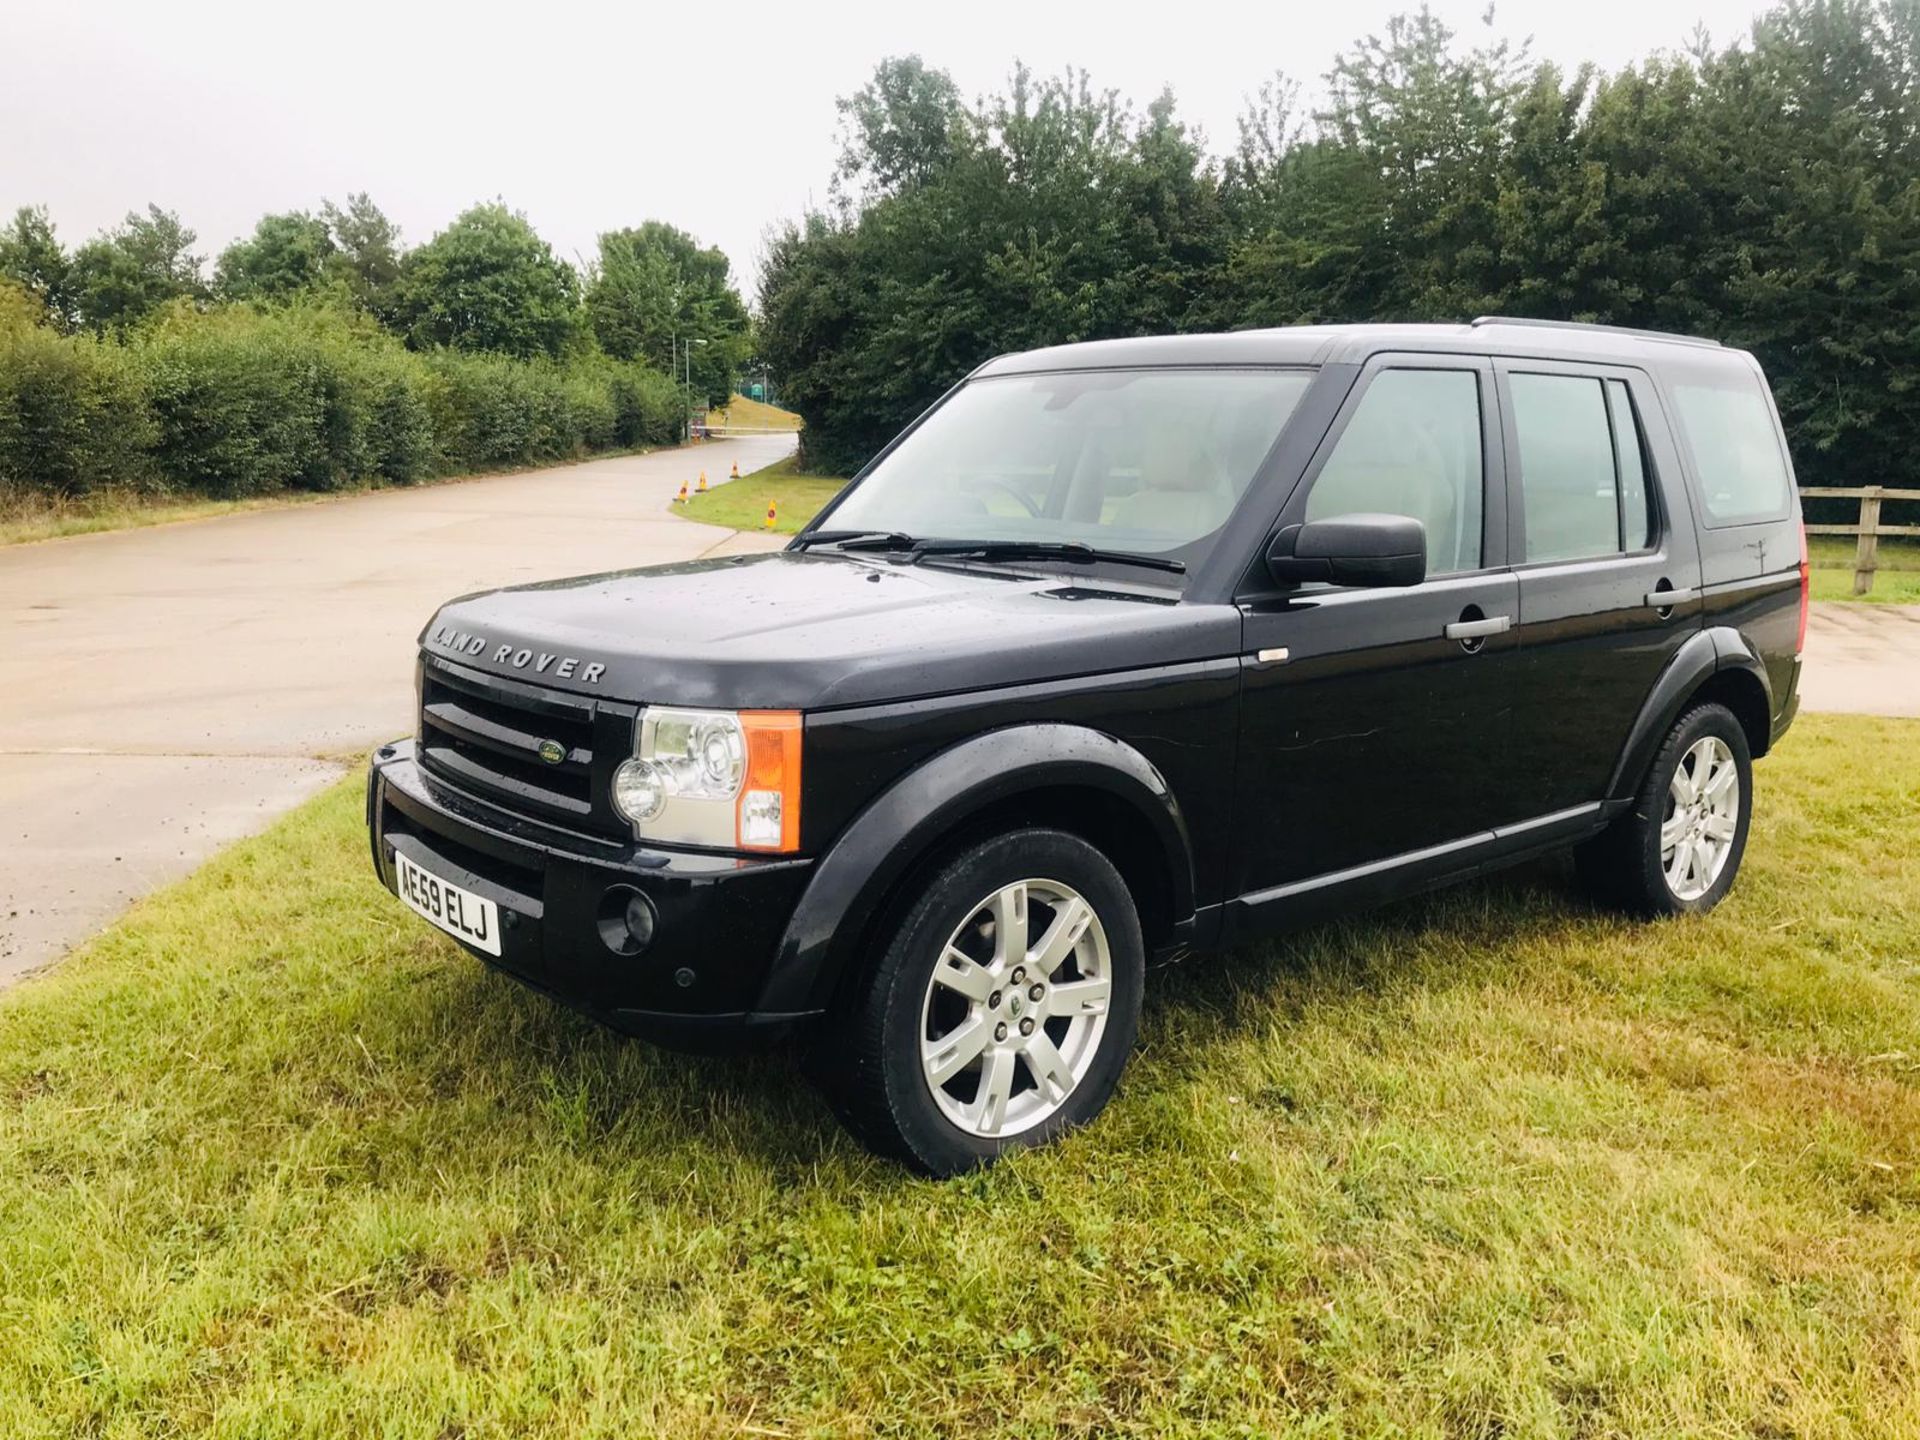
[918,878,1114,1138]
[1661,735,1740,901]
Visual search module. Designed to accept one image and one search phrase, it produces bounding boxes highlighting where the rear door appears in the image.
[1659,353,1805,720]
[1232,355,1522,920]
[1495,359,1702,815]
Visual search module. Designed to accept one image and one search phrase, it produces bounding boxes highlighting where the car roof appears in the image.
[973,318,1752,377]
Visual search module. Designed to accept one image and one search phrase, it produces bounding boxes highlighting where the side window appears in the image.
[1669,373,1793,523]
[1305,368,1484,575]
[1511,372,1657,563]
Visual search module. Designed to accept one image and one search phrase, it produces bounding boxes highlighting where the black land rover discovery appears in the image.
[369,319,1806,1175]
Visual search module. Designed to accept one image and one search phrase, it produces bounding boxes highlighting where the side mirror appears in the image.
[1266,513,1427,589]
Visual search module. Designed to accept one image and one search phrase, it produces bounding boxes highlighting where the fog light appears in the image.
[625,893,657,947]
[597,885,657,956]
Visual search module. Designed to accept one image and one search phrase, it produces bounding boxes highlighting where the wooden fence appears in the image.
[1800,485,1920,595]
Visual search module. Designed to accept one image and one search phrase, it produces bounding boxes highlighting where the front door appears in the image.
[1231,357,1520,929]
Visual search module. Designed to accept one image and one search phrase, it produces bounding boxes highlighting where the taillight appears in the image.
[1796,519,1810,655]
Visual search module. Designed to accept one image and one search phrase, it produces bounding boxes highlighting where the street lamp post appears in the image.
[684,337,707,439]
[670,333,712,442]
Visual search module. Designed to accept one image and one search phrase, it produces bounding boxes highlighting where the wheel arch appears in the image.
[1608,627,1776,803]
[1687,665,1772,759]
[755,724,1196,1017]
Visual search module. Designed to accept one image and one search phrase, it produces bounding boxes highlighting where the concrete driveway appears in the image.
[0,437,794,984]
[1798,600,1920,718]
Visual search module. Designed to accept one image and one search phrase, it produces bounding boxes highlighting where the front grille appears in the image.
[418,657,634,838]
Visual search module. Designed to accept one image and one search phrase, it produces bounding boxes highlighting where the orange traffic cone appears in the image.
[730,462,740,479]
[696,471,708,493]
[764,499,777,530]
[674,480,688,504]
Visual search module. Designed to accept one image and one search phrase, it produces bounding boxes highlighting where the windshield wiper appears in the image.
[909,540,1186,574]
[790,529,920,552]
[794,531,1185,574]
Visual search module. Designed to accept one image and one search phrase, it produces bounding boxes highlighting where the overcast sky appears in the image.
[3,0,1778,300]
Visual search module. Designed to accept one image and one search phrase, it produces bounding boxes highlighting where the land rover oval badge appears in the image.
[536,739,566,766]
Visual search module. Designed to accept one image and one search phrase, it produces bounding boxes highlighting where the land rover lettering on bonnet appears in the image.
[427,625,606,683]
[369,319,1805,1175]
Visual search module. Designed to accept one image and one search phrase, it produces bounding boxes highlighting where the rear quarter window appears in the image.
[1668,369,1794,524]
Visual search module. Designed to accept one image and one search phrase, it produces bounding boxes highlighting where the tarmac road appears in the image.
[0,436,794,985]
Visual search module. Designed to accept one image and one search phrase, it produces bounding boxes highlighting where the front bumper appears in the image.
[367,740,820,1042]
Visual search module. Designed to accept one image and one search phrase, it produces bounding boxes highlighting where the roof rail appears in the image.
[1470,316,1722,349]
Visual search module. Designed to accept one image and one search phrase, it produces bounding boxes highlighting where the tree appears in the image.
[0,207,74,328]
[761,2,1920,487]
[322,193,404,322]
[392,203,579,359]
[586,221,749,407]
[214,211,335,302]
[1316,4,1531,317]
[834,55,970,202]
[760,61,1225,471]
[69,206,203,332]
[1688,0,1920,484]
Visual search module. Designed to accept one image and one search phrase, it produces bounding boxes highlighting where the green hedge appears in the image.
[0,293,681,502]
[0,307,155,497]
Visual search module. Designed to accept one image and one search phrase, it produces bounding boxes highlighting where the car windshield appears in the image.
[820,367,1316,574]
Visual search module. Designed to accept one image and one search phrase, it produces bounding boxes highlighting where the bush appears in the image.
[362,360,434,484]
[138,310,331,497]
[0,302,153,497]
[0,295,680,507]
[602,361,680,447]
[423,351,548,470]
[562,366,620,453]
[420,351,681,473]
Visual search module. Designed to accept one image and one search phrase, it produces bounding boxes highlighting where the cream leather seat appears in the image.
[1109,431,1233,538]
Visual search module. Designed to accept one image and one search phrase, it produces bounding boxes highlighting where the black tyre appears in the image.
[815,828,1145,1176]
[1576,701,1753,917]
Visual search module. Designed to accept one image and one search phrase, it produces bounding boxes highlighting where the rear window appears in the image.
[1669,371,1793,524]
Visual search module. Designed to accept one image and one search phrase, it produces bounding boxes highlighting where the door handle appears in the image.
[1443,615,1511,641]
[1645,586,1696,610]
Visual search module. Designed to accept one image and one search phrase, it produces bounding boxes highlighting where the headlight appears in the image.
[610,757,667,820]
[611,708,802,852]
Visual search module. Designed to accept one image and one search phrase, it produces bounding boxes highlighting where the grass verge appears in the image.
[0,487,364,547]
[679,453,846,534]
[1809,535,1920,604]
[705,393,803,433]
[2,715,1917,1436]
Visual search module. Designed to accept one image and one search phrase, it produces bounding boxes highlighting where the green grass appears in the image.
[705,393,804,433]
[0,487,369,546]
[1809,534,1920,604]
[2,715,1917,1436]
[680,454,846,534]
